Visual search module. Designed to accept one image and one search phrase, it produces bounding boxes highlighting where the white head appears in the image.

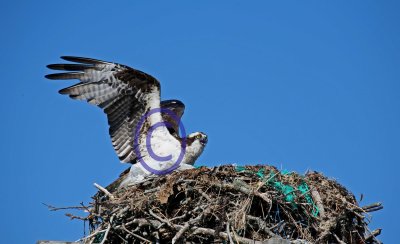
[183,132,208,165]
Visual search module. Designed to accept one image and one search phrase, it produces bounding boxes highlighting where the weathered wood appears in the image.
[365,228,382,242]
[362,202,383,212]
[310,187,325,218]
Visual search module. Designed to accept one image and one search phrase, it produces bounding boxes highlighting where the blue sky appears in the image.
[1,1,399,243]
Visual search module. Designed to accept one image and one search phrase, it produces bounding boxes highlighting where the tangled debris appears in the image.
[59,165,383,243]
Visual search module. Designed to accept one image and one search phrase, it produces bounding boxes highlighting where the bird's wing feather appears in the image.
[160,100,185,137]
[46,56,161,163]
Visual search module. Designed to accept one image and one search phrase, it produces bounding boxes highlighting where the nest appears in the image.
[67,165,382,243]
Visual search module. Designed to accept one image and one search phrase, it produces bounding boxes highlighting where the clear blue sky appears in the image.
[1,1,398,243]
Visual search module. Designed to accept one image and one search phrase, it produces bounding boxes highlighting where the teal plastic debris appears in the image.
[235,166,319,216]
[273,181,296,203]
[280,169,292,175]
[298,181,319,217]
[235,166,247,172]
[256,168,265,178]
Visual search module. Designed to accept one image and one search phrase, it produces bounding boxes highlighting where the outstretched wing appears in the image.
[46,56,161,163]
[160,100,185,137]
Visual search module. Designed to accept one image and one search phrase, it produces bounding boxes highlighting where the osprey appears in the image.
[46,56,208,186]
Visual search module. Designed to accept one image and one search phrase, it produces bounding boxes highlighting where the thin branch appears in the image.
[42,203,87,211]
[246,215,277,237]
[172,222,190,244]
[121,224,152,243]
[144,187,160,194]
[226,221,234,244]
[94,183,115,200]
[196,188,213,202]
[332,232,346,244]
[365,228,382,242]
[100,216,114,244]
[149,209,175,229]
[362,202,383,213]
[76,228,106,242]
[172,212,204,243]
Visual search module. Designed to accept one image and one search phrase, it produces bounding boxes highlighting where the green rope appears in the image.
[235,166,319,217]
[298,181,319,217]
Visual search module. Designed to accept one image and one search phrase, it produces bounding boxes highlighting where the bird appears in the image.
[46,56,208,186]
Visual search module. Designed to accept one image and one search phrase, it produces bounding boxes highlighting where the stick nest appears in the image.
[75,165,382,243]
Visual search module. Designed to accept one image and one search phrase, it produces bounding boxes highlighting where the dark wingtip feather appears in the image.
[44,74,63,80]
[61,56,108,64]
[58,88,69,94]
[58,82,86,95]
[44,74,54,79]
[47,63,91,71]
[45,72,83,80]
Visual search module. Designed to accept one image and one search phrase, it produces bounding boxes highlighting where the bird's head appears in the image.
[187,132,208,147]
[184,132,208,162]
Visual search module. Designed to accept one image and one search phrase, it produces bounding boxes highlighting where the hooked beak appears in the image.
[200,136,208,145]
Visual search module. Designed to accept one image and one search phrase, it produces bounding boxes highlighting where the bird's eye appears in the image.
[196,134,202,139]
